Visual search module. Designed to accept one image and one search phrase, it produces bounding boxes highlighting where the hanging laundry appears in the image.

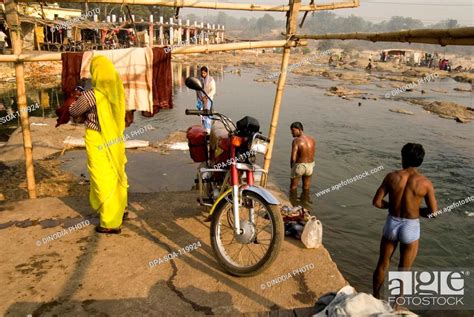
[80,48,154,113]
[61,52,84,101]
[34,26,44,49]
[72,26,81,42]
[142,47,173,117]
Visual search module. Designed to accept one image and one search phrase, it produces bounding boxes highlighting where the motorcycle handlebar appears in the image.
[185,109,213,116]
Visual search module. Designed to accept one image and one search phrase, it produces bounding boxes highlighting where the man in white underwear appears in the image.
[290,122,316,197]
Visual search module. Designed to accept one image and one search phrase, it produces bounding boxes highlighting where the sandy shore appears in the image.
[0,184,350,316]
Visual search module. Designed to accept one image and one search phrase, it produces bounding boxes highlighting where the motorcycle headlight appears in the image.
[250,138,268,155]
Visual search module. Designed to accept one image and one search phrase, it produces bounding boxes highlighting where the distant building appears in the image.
[380,49,427,66]
[1,2,82,20]
[0,3,82,50]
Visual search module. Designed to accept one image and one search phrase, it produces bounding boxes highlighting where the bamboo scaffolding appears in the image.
[295,27,474,46]
[4,0,37,198]
[261,0,301,187]
[17,0,359,12]
[0,39,307,62]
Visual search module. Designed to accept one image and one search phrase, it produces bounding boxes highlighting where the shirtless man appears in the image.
[372,143,438,299]
[290,122,316,194]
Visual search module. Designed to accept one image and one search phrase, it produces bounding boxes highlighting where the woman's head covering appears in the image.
[91,56,124,109]
[90,55,126,131]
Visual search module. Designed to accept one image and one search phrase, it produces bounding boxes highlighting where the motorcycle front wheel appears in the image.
[210,191,283,277]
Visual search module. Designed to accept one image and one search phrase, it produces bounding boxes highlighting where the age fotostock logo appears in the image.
[387,270,472,309]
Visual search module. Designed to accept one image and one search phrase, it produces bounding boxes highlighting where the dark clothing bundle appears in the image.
[142,47,173,117]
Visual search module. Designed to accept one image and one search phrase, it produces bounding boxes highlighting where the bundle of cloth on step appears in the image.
[282,205,323,248]
[313,285,417,317]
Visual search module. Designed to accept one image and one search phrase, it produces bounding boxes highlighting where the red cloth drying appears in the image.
[61,52,84,102]
[142,47,173,117]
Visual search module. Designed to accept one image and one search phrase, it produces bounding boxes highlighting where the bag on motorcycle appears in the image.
[186,125,208,162]
[236,116,260,136]
[301,216,323,248]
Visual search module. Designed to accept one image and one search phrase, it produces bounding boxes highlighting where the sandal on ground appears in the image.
[95,225,121,234]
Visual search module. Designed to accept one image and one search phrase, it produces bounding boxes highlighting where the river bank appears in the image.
[0,190,348,316]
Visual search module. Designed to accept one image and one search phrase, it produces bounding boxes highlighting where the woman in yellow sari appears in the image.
[69,56,128,234]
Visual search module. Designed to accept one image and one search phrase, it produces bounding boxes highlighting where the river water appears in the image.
[156,64,474,294]
[3,63,473,294]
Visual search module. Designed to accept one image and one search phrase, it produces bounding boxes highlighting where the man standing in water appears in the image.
[196,66,216,134]
[372,143,438,299]
[290,122,316,196]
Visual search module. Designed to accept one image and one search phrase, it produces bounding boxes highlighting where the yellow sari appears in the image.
[85,56,128,229]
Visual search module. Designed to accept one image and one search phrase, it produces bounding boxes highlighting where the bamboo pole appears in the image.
[4,0,37,198]
[0,40,307,63]
[149,15,154,47]
[200,22,205,45]
[261,0,301,187]
[169,17,174,45]
[159,16,164,45]
[18,0,359,12]
[296,27,474,46]
[185,20,190,44]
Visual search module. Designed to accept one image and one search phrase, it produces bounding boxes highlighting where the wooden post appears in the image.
[185,19,190,44]
[4,0,37,198]
[261,0,301,187]
[169,17,174,45]
[149,15,154,47]
[200,22,204,45]
[177,63,183,90]
[177,18,182,44]
[193,21,198,44]
[213,24,217,44]
[159,16,164,45]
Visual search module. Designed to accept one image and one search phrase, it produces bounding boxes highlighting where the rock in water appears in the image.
[456,116,471,123]
[389,108,414,115]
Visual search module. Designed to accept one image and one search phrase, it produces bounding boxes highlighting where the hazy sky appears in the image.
[184,0,474,26]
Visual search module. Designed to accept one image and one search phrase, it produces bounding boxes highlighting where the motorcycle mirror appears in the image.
[185,77,204,91]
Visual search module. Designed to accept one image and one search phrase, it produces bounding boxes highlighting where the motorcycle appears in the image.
[185,77,284,276]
